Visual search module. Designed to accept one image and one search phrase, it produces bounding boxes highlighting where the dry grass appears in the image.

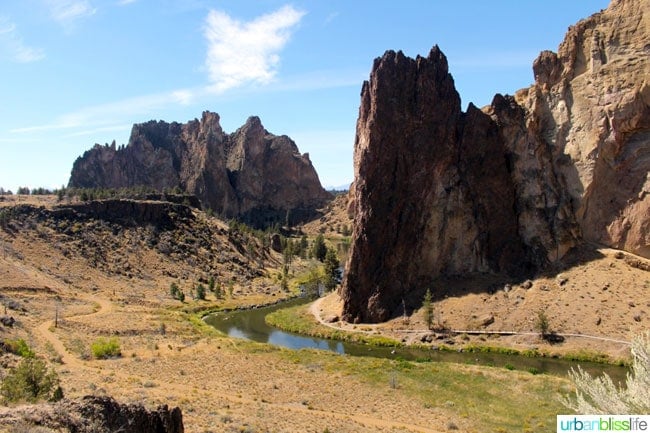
[0,196,647,432]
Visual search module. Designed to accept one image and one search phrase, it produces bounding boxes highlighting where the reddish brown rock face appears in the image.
[69,112,331,227]
[342,48,553,323]
[342,0,649,323]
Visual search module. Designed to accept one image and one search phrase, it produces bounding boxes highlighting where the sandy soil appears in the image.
[312,246,649,362]
[1,196,460,432]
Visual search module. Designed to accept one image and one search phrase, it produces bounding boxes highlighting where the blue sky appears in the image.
[0,0,609,191]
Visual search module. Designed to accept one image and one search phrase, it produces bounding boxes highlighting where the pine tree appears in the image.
[324,248,341,291]
[195,283,206,300]
[312,234,327,262]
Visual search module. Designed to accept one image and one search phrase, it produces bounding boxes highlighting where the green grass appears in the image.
[265,303,401,347]
[561,349,615,365]
[279,347,570,432]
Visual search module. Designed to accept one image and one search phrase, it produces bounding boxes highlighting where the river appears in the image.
[204,297,628,381]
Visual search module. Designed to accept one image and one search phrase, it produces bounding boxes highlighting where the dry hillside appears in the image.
[0,194,647,432]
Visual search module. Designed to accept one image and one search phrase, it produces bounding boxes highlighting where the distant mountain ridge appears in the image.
[68,112,332,227]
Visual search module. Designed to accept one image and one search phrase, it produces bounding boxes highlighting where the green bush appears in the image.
[1,358,62,403]
[90,337,121,359]
[3,338,35,358]
[535,309,550,337]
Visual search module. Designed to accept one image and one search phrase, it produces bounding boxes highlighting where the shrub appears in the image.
[169,282,185,302]
[1,358,62,403]
[561,331,650,413]
[3,338,35,358]
[422,288,433,330]
[90,337,121,359]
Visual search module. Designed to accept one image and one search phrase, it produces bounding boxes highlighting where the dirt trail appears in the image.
[35,294,444,433]
[35,295,114,370]
[311,293,632,347]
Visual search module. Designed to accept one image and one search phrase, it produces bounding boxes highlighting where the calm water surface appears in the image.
[204,297,628,382]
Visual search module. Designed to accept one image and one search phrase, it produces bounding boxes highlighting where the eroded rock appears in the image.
[341,0,649,322]
[69,113,331,228]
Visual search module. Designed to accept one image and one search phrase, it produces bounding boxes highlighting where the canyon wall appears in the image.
[342,0,649,322]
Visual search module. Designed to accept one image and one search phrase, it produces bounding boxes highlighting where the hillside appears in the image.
[0,193,647,432]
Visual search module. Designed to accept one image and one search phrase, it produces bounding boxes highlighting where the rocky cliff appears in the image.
[342,0,649,322]
[0,395,183,433]
[69,112,331,227]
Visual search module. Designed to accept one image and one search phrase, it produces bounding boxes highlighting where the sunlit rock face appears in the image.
[69,112,331,227]
[342,0,649,323]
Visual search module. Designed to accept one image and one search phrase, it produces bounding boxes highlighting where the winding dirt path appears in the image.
[35,295,114,369]
[310,295,631,346]
[35,294,445,433]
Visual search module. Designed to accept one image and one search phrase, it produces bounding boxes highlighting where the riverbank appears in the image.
[265,292,634,366]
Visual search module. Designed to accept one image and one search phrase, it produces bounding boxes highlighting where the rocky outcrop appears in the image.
[0,395,183,433]
[10,199,195,230]
[518,0,650,258]
[69,112,331,227]
[342,0,649,322]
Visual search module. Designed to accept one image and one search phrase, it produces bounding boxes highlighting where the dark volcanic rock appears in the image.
[342,48,551,322]
[69,112,331,228]
[342,0,649,323]
[0,395,183,433]
[46,199,195,230]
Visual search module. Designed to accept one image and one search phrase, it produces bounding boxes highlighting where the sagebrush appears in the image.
[561,332,650,413]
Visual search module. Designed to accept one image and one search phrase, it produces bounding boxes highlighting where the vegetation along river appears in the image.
[204,297,628,382]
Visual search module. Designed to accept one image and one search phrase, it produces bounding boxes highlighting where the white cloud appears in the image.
[45,0,96,28]
[0,17,45,63]
[10,88,198,134]
[203,5,305,93]
[117,0,137,5]
[323,12,339,26]
[171,89,194,105]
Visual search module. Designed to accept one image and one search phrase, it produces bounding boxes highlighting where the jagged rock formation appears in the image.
[0,395,183,433]
[342,0,649,322]
[69,113,331,227]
